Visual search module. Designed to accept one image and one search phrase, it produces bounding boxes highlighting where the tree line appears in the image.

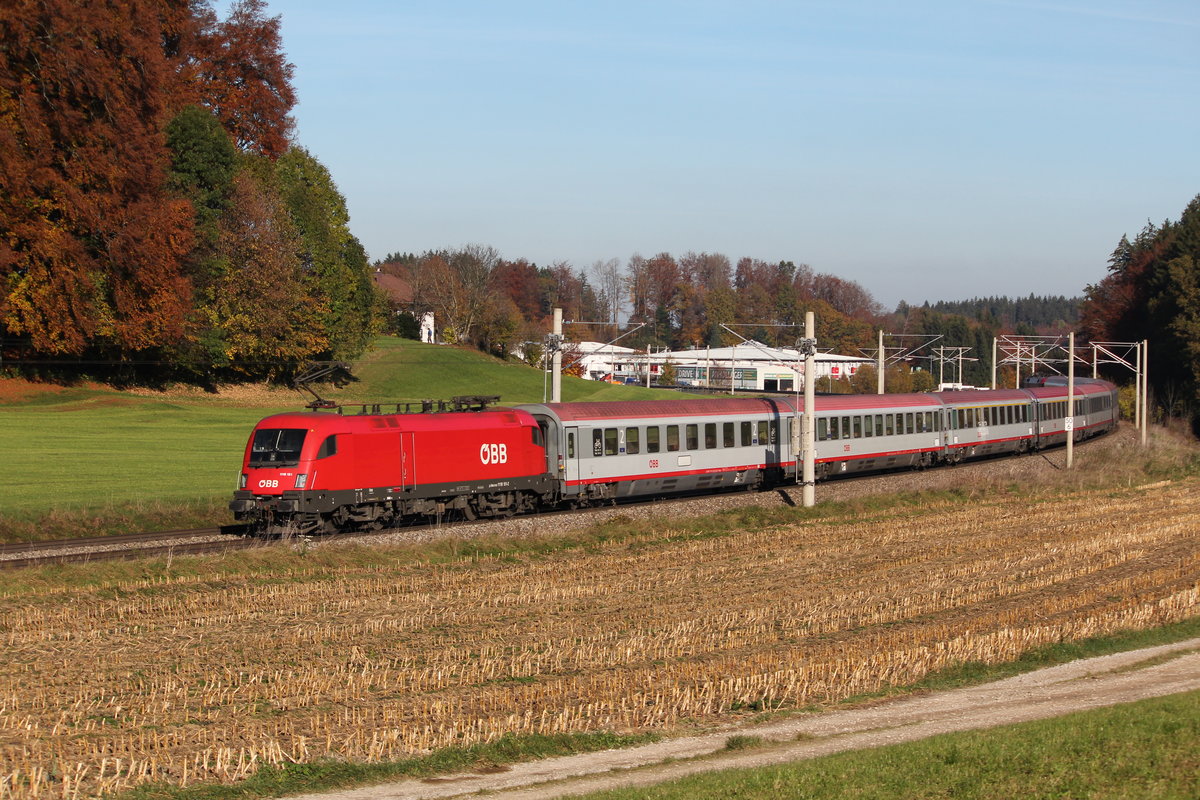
[378,249,886,359]
[0,0,379,383]
[379,247,1092,390]
[1082,194,1200,431]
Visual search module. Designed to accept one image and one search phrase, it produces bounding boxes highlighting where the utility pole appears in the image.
[1142,340,1149,446]
[991,338,997,389]
[1134,340,1142,432]
[801,311,817,508]
[551,308,563,403]
[876,329,885,394]
[1066,332,1074,469]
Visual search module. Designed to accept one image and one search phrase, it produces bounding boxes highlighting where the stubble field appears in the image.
[2,472,1198,799]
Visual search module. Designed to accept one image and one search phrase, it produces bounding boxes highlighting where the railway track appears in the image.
[0,526,256,569]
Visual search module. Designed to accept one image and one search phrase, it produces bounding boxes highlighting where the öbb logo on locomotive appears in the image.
[229,378,1119,536]
[480,443,508,465]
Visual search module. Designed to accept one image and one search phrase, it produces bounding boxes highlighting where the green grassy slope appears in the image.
[333,336,680,405]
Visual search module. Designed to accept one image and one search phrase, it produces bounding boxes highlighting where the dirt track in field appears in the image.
[289,638,1200,800]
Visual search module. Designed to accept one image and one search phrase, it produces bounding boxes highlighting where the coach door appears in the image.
[563,426,581,490]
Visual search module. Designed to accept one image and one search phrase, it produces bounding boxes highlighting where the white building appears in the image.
[574,340,872,391]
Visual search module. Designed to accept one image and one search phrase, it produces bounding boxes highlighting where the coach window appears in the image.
[884,415,894,437]
[740,420,753,446]
[723,422,735,447]
[853,416,863,438]
[841,416,851,439]
[666,425,680,452]
[686,424,699,450]
[604,428,619,456]
[704,423,717,449]
[626,427,640,455]
[874,414,884,437]
[592,430,604,456]
[905,413,915,435]
[567,432,575,458]
[647,426,660,453]
[756,420,768,445]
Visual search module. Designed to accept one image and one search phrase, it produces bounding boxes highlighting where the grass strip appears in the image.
[575,690,1200,799]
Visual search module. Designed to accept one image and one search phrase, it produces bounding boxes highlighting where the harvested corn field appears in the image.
[2,479,1199,799]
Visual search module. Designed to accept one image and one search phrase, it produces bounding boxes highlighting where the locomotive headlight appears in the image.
[295,473,308,489]
[239,473,247,490]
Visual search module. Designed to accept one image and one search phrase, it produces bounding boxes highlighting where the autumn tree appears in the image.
[189,0,295,158]
[415,245,499,344]
[274,147,378,358]
[202,171,326,370]
[493,259,544,322]
[0,0,196,354]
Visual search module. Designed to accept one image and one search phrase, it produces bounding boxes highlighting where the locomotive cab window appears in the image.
[250,428,306,467]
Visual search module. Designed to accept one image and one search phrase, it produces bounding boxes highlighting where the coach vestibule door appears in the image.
[563,426,581,491]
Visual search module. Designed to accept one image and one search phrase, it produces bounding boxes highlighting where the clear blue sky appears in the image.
[228,1,1198,309]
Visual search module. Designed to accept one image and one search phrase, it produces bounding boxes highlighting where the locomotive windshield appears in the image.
[249,428,307,467]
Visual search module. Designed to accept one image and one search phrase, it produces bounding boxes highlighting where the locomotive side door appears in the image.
[398,431,415,492]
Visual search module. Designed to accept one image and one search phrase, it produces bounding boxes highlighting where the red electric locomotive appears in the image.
[230,397,552,534]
